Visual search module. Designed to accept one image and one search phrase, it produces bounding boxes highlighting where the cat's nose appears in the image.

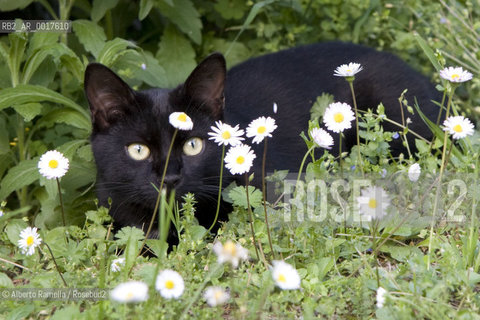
[163,174,181,188]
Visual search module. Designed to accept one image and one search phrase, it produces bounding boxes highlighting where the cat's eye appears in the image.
[127,143,151,161]
[183,137,204,156]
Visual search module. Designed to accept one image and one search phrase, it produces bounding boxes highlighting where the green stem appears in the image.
[208,145,225,233]
[56,178,66,227]
[43,242,68,287]
[348,80,363,174]
[296,145,315,189]
[138,129,178,256]
[245,173,260,262]
[339,133,344,176]
[261,139,275,260]
[427,88,455,269]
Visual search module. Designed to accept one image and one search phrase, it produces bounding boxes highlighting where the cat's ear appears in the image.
[183,53,226,118]
[84,63,137,131]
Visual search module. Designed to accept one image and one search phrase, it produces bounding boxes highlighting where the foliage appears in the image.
[0,0,479,318]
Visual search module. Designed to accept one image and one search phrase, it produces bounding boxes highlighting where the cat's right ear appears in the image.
[84,63,137,131]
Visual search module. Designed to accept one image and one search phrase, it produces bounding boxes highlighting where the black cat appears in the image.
[84,42,441,236]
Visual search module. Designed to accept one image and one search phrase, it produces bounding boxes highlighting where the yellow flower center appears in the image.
[214,290,223,300]
[177,113,187,122]
[451,74,459,80]
[224,241,237,255]
[222,131,231,140]
[346,69,351,72]
[278,274,287,283]
[26,235,34,246]
[165,280,175,290]
[48,159,59,169]
[453,124,463,133]
[236,156,245,165]
[257,126,266,134]
[333,112,344,123]
[368,198,377,209]
[126,292,134,299]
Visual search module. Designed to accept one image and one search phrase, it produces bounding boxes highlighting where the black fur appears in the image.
[84,42,441,235]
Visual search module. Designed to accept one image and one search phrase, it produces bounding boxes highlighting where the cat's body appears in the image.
[85,42,441,235]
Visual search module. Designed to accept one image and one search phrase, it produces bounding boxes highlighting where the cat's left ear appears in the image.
[183,53,226,118]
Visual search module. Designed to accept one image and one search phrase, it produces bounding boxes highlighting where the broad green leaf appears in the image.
[38,108,91,132]
[213,0,248,20]
[72,20,107,58]
[6,304,34,320]
[310,93,334,121]
[91,0,119,22]
[0,84,90,120]
[5,219,28,245]
[139,0,155,20]
[156,25,197,87]
[228,185,263,209]
[57,139,89,159]
[0,0,33,11]
[13,103,42,122]
[0,159,40,201]
[115,226,145,245]
[8,32,27,87]
[0,272,13,288]
[98,38,137,67]
[157,0,202,44]
[206,38,250,67]
[26,32,59,58]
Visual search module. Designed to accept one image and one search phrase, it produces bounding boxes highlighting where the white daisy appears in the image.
[110,257,125,272]
[310,127,334,149]
[323,102,355,133]
[212,240,249,268]
[357,186,391,221]
[246,116,277,144]
[334,62,363,77]
[408,163,421,182]
[273,102,278,114]
[376,287,387,308]
[17,226,42,256]
[224,144,256,175]
[38,150,69,180]
[155,269,184,299]
[443,116,475,139]
[208,121,244,146]
[203,286,230,307]
[271,260,301,290]
[110,281,149,303]
[439,66,473,83]
[169,112,193,130]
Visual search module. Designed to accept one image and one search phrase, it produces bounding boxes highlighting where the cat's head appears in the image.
[84,54,229,228]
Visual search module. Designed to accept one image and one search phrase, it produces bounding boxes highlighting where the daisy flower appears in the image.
[212,240,249,268]
[376,287,387,308]
[224,144,256,175]
[357,186,391,221]
[208,121,244,146]
[271,260,301,290]
[169,112,193,130]
[439,66,473,83]
[246,116,277,144]
[203,286,230,307]
[323,102,355,133]
[155,269,184,299]
[408,163,421,182]
[110,281,149,303]
[38,150,69,180]
[17,226,42,256]
[310,127,334,149]
[110,257,125,272]
[443,116,475,139]
[334,62,363,77]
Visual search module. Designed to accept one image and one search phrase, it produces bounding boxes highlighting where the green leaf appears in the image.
[133,52,169,87]
[213,0,248,20]
[91,0,119,22]
[13,103,42,122]
[156,25,197,87]
[0,272,14,288]
[310,93,334,121]
[72,20,107,58]
[5,219,28,245]
[115,226,145,245]
[38,108,91,132]
[414,33,442,72]
[6,304,34,320]
[57,139,89,159]
[98,38,137,67]
[0,116,10,155]
[0,0,33,11]
[139,0,155,20]
[189,225,207,241]
[26,33,60,57]
[157,0,202,44]
[8,32,27,87]
[0,84,90,121]
[228,185,263,209]
[0,159,40,202]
